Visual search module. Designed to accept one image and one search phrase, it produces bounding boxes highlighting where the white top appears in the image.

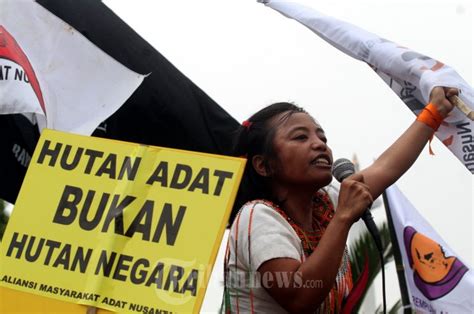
[225,185,341,313]
[227,201,300,313]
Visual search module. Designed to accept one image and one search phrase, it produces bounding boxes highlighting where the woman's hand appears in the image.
[335,173,373,225]
[429,86,458,118]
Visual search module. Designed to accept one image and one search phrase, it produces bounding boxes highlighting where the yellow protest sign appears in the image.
[0,286,113,314]
[0,129,245,313]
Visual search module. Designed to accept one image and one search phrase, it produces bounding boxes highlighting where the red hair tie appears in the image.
[242,120,253,130]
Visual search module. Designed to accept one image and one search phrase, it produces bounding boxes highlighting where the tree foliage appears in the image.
[0,199,9,241]
[349,222,395,312]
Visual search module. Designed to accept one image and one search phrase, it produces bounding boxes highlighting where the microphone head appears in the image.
[332,158,355,182]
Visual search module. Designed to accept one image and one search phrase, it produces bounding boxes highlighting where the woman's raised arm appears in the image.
[360,86,458,199]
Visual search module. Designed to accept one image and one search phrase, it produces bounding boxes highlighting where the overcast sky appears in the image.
[103,0,472,310]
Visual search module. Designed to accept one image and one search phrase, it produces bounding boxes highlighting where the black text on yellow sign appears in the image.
[0,129,245,313]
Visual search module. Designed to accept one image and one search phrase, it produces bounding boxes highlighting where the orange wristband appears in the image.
[416,103,444,131]
[416,103,445,155]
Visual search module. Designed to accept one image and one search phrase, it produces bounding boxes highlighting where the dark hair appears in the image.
[230,102,306,223]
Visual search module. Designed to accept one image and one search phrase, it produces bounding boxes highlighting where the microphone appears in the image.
[332,158,383,252]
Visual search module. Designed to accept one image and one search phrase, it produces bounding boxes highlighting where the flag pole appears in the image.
[382,190,412,313]
[449,95,474,121]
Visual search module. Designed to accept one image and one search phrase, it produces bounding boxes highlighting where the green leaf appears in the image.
[0,199,10,242]
[348,222,394,312]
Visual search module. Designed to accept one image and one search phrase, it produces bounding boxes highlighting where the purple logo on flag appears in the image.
[404,226,468,300]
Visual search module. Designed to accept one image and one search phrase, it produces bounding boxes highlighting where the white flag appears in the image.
[0,0,144,135]
[260,0,474,174]
[385,185,474,312]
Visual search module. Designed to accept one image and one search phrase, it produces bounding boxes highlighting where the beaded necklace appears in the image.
[273,194,327,256]
[272,191,353,313]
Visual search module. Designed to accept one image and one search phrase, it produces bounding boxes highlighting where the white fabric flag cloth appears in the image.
[385,184,474,313]
[0,0,144,135]
[260,0,474,174]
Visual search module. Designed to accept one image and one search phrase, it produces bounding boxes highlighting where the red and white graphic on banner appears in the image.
[0,26,45,115]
